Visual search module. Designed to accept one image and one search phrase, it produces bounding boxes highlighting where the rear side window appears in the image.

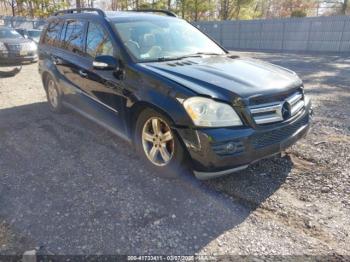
[86,22,114,58]
[62,20,85,55]
[43,20,62,46]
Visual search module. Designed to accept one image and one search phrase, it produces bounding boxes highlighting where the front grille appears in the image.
[251,114,309,149]
[6,44,21,51]
[249,87,303,106]
[7,43,33,51]
[249,91,305,125]
[8,51,36,57]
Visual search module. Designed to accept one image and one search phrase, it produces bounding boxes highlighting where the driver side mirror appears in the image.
[93,55,119,70]
[93,55,125,80]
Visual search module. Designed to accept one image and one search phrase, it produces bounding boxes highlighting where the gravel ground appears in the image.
[0,52,349,257]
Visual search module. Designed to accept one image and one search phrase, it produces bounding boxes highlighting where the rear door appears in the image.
[39,19,63,77]
[55,19,89,101]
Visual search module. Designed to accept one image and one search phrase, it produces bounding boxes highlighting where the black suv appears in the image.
[38,8,312,179]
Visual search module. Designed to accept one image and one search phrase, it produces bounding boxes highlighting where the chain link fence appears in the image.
[194,16,350,53]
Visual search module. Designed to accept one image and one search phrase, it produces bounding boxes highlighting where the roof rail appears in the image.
[133,9,177,17]
[53,8,106,17]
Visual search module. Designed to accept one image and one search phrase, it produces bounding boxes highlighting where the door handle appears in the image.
[79,70,88,77]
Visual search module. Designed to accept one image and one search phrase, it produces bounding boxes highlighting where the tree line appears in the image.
[0,0,348,20]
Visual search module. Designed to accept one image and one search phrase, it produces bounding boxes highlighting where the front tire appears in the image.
[135,108,185,178]
[45,75,64,113]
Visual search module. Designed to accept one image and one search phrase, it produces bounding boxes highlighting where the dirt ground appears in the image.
[0,52,349,257]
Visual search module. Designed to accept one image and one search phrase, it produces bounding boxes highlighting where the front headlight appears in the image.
[29,41,37,50]
[0,42,8,51]
[183,97,243,127]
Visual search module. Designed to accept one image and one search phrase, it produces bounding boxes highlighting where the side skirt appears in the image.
[63,101,132,144]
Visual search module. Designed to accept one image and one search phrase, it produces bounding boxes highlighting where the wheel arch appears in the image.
[41,71,51,90]
[129,101,176,137]
[41,70,59,90]
[129,100,192,168]
[128,100,191,156]
[41,70,64,96]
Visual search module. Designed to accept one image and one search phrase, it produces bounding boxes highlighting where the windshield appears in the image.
[28,30,41,38]
[0,28,23,39]
[113,18,225,62]
[28,30,41,42]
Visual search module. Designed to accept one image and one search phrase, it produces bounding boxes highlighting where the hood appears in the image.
[30,37,40,44]
[140,55,303,105]
[1,37,33,45]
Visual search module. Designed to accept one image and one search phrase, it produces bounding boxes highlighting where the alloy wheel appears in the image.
[142,117,175,166]
[47,79,58,108]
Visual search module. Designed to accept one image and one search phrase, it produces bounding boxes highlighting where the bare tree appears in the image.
[10,0,15,16]
[167,0,171,9]
[341,0,348,14]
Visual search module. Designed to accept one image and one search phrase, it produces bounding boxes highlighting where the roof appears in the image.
[107,11,178,22]
[49,8,178,21]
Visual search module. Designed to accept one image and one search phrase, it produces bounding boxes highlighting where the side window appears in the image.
[86,22,114,58]
[62,20,85,55]
[43,20,62,46]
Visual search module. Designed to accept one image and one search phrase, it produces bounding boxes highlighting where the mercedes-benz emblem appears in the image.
[282,102,291,120]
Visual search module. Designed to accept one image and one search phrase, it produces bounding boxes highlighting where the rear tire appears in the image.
[44,75,65,113]
[134,108,185,178]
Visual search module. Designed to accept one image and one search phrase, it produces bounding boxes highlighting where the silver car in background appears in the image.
[0,26,38,64]
[15,28,42,44]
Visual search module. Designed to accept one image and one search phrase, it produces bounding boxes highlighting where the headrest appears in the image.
[140,33,156,47]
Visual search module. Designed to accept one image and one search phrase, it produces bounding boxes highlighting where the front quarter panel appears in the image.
[124,64,196,127]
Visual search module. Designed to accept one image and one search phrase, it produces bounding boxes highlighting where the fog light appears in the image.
[212,140,244,156]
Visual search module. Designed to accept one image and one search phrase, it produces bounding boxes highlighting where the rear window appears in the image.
[0,28,23,39]
[43,20,62,46]
[61,20,85,55]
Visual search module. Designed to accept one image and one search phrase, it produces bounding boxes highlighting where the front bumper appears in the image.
[0,52,38,64]
[176,102,312,180]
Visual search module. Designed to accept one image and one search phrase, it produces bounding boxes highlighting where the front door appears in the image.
[79,21,126,134]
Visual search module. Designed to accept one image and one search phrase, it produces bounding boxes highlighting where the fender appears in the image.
[40,54,61,90]
[124,64,197,128]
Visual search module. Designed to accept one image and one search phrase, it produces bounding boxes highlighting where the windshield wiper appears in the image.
[155,52,222,62]
[177,52,222,59]
[193,52,222,56]
[155,56,186,62]
[156,54,201,62]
